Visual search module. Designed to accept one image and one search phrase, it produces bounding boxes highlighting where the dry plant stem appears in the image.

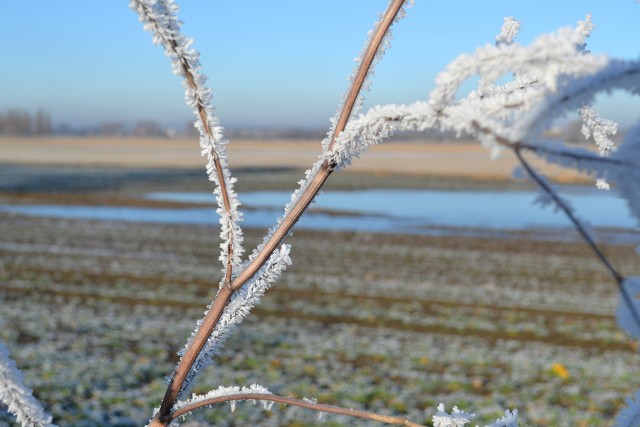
[183,64,235,286]
[513,148,640,328]
[170,393,425,427]
[138,1,236,284]
[231,0,407,290]
[153,1,407,424]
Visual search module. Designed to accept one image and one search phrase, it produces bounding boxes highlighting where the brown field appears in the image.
[0,136,592,183]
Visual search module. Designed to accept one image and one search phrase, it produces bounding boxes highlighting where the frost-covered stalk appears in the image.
[321,0,414,153]
[129,3,640,425]
[233,0,412,291]
[175,245,291,397]
[130,0,243,280]
[136,2,412,425]
[0,342,55,427]
[171,385,426,427]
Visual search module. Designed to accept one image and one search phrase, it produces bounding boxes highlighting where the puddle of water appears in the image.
[1,188,637,243]
[146,188,638,230]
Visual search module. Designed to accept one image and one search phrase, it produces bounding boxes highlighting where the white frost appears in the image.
[0,341,55,427]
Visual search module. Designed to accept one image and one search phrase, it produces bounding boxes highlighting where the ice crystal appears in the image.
[173,384,273,417]
[432,403,475,427]
[486,409,519,427]
[580,105,617,155]
[495,17,521,46]
[615,388,640,427]
[0,341,55,427]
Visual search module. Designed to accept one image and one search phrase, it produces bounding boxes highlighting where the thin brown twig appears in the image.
[230,0,407,291]
[513,148,640,331]
[470,119,640,343]
[152,1,408,424]
[169,393,425,427]
[471,120,637,169]
[180,56,235,287]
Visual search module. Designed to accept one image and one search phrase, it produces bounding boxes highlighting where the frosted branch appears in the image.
[580,105,618,154]
[0,341,55,427]
[170,389,425,426]
[173,384,273,417]
[176,244,291,397]
[130,0,244,276]
[321,0,414,153]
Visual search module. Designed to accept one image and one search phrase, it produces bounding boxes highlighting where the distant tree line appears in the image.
[0,109,52,135]
[0,108,616,143]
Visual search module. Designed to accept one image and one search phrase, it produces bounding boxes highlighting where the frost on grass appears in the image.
[486,409,519,427]
[0,342,55,427]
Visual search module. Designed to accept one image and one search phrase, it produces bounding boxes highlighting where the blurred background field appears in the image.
[1,136,639,426]
[3,2,640,425]
[0,136,596,183]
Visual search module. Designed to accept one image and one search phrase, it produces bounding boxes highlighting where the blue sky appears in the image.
[2,1,640,130]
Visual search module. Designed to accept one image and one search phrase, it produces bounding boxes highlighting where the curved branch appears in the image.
[169,393,425,427]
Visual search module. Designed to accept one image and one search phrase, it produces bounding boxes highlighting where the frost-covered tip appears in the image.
[321,0,414,153]
[486,409,518,427]
[495,17,521,45]
[579,105,617,155]
[432,403,475,427]
[130,0,244,270]
[0,342,55,427]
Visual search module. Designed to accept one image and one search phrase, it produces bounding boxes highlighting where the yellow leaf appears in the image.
[551,363,570,380]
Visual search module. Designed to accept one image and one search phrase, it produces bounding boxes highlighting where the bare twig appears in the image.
[152,1,408,424]
[471,120,637,169]
[513,148,640,332]
[169,393,425,427]
[469,118,640,342]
